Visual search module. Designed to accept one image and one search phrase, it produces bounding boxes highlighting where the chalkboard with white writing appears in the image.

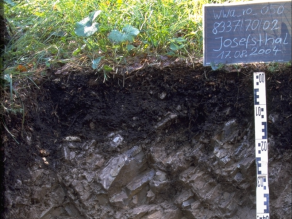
[203,1,292,66]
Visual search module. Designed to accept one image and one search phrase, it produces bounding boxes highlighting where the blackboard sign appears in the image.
[203,0,292,66]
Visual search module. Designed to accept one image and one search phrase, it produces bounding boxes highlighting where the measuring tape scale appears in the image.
[254,72,270,219]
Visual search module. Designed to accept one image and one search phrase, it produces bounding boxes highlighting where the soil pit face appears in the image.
[2,65,292,219]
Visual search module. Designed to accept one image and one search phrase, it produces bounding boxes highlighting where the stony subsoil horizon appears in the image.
[1,63,291,219]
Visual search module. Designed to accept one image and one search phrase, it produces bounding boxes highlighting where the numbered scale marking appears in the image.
[254,72,269,219]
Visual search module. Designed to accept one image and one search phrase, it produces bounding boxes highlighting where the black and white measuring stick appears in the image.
[254,72,270,219]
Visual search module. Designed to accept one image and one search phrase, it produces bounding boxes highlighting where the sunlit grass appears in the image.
[3,0,248,72]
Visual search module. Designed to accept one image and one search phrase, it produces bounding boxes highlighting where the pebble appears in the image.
[159,92,167,99]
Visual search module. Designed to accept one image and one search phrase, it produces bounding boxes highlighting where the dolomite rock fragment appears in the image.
[184,201,215,219]
[159,91,167,99]
[161,208,183,219]
[107,132,124,150]
[129,205,158,219]
[127,169,155,196]
[63,146,71,162]
[218,192,235,210]
[214,146,231,165]
[175,189,194,207]
[268,113,279,123]
[99,154,126,190]
[154,113,177,129]
[85,153,104,170]
[222,119,237,141]
[98,145,146,191]
[142,210,163,219]
[81,139,96,150]
[146,189,155,202]
[82,171,96,182]
[109,190,129,208]
[149,170,169,192]
[63,136,81,142]
[63,203,84,218]
[150,145,190,173]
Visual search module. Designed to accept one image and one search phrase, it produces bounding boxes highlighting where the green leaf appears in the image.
[75,10,101,37]
[92,57,103,69]
[170,43,179,51]
[102,65,113,72]
[52,31,66,37]
[122,25,140,37]
[126,44,135,51]
[4,0,16,6]
[210,62,219,71]
[173,37,186,43]
[108,30,125,43]
[108,25,140,43]
[45,61,50,68]
[72,48,81,56]
[166,51,175,56]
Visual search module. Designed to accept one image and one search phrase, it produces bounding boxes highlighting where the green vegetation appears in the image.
[3,0,247,73]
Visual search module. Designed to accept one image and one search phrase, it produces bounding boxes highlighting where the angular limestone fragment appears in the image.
[150,170,169,192]
[107,132,124,150]
[63,146,71,162]
[154,113,177,130]
[175,189,194,206]
[63,136,81,142]
[127,170,155,196]
[109,190,129,208]
[99,154,126,190]
[147,189,155,202]
[162,208,182,219]
[143,210,163,219]
[98,145,146,192]
[129,205,157,219]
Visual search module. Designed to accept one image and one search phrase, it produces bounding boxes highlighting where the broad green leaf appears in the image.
[92,57,103,69]
[4,0,16,6]
[75,10,101,37]
[45,61,50,68]
[122,25,140,37]
[170,43,179,51]
[75,22,99,37]
[166,51,175,56]
[126,45,135,51]
[173,37,186,43]
[108,25,140,43]
[122,33,134,42]
[108,30,125,43]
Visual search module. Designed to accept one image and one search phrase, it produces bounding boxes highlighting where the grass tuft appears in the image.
[3,0,247,74]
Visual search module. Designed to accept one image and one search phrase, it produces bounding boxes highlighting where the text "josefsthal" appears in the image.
[213,32,289,51]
